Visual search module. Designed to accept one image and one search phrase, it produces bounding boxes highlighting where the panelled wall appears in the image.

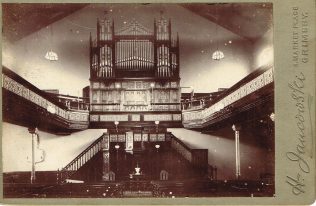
[90,80,180,112]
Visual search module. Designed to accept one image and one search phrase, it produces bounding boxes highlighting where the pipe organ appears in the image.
[90,19,179,78]
[89,18,181,124]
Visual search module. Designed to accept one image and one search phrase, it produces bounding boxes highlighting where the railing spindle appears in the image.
[59,135,104,183]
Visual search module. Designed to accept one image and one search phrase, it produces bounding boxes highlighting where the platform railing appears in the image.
[58,134,105,183]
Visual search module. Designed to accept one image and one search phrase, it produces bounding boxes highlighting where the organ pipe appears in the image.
[140,41,142,68]
[143,41,144,68]
[91,19,178,78]
[130,40,132,69]
[124,41,126,68]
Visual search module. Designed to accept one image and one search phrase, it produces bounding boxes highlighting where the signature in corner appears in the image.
[286,173,305,195]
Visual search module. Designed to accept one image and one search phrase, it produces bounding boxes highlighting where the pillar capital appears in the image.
[232,124,241,131]
[28,127,38,134]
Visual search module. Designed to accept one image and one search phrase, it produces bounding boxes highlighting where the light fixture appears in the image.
[155,121,159,133]
[269,112,275,122]
[45,25,58,61]
[45,50,58,61]
[115,82,121,89]
[212,3,224,61]
[212,50,224,60]
[115,144,120,149]
[114,121,119,133]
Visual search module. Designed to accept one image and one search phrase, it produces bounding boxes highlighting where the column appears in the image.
[28,127,37,184]
[232,124,241,179]
[102,133,111,181]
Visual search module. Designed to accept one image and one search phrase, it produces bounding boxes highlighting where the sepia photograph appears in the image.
[2,2,275,199]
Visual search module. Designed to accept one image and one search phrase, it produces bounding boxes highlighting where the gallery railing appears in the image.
[46,93,90,111]
[182,66,274,128]
[91,103,181,112]
[2,67,89,128]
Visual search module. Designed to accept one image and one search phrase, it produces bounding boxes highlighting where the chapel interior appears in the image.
[2,3,274,198]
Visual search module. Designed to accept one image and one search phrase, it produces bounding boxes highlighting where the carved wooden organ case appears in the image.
[89,18,181,117]
[90,18,179,78]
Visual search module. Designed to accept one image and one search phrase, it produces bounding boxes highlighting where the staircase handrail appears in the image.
[61,134,105,171]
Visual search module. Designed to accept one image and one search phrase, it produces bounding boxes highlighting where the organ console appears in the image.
[89,18,181,124]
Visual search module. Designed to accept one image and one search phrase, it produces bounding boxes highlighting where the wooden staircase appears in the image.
[58,134,105,183]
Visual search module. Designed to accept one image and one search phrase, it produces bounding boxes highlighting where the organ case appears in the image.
[89,18,181,116]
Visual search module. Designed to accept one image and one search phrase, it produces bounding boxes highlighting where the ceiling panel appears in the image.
[2,3,87,42]
[2,3,272,42]
[182,3,273,42]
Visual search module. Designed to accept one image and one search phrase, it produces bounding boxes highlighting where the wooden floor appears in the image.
[3,179,274,198]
